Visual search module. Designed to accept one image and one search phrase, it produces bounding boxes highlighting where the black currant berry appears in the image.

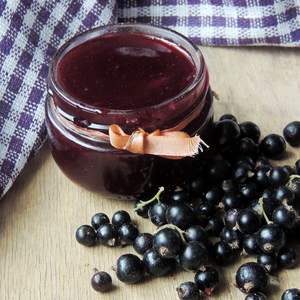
[166,203,198,230]
[221,192,244,211]
[184,225,209,247]
[237,137,259,157]
[142,248,172,277]
[261,198,280,220]
[286,176,300,206]
[257,253,278,273]
[235,262,269,293]
[236,208,261,235]
[296,159,300,174]
[112,210,131,230]
[179,241,209,271]
[75,225,96,247]
[241,235,263,257]
[239,121,261,143]
[220,227,243,250]
[214,119,241,149]
[118,222,139,246]
[256,223,286,254]
[197,202,216,218]
[221,179,238,194]
[170,190,193,204]
[248,200,263,217]
[238,182,261,202]
[148,200,170,227]
[153,227,183,258]
[245,292,267,300]
[281,288,300,300]
[224,208,241,229]
[254,165,273,188]
[202,184,224,206]
[96,223,118,247]
[235,155,256,168]
[134,199,150,218]
[277,247,298,269]
[114,254,145,284]
[273,186,295,205]
[272,205,297,229]
[91,213,110,230]
[188,174,209,198]
[212,241,235,264]
[194,266,219,295]
[133,233,154,255]
[91,271,112,292]
[268,166,290,188]
[202,156,232,181]
[232,162,254,184]
[255,156,271,167]
[176,281,200,300]
[260,188,274,201]
[283,121,300,146]
[219,113,237,123]
[205,216,224,237]
[260,133,286,159]
[283,164,299,176]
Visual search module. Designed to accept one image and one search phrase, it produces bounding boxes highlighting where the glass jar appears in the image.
[45,23,214,200]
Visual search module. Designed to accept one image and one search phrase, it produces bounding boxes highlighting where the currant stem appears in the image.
[133,186,165,211]
[286,174,300,185]
[259,197,272,225]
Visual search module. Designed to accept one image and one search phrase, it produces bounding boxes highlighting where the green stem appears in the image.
[286,174,300,185]
[259,197,272,225]
[133,186,165,212]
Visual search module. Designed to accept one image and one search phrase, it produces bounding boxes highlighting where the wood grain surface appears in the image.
[1,46,300,300]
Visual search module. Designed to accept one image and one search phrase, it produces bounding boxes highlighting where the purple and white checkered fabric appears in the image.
[118,0,300,46]
[0,0,117,198]
[0,0,300,199]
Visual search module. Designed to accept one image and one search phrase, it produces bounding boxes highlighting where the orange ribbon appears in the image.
[109,125,208,159]
[51,97,209,159]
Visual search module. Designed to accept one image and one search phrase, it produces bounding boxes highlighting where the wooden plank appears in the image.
[0,45,300,299]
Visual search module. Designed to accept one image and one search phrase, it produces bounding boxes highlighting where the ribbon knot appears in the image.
[109,124,209,159]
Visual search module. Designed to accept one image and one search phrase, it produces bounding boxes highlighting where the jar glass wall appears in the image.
[45,24,214,199]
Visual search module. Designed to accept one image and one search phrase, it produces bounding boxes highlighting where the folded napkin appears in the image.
[0,0,299,199]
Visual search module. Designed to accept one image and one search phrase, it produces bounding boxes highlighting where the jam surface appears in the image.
[57,34,196,110]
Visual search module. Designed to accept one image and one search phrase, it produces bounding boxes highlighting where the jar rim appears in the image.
[48,23,208,130]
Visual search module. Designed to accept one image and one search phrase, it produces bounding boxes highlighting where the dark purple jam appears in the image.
[57,34,196,110]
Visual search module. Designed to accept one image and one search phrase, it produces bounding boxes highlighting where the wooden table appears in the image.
[1,46,300,300]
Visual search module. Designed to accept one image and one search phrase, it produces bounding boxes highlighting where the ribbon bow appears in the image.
[109,124,208,159]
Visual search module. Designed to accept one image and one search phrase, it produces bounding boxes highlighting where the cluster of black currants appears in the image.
[133,187,221,299]
[75,115,300,300]
[76,210,139,248]
[114,187,220,296]
[131,116,300,299]
[75,209,140,292]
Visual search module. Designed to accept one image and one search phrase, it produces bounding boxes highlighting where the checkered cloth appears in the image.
[119,0,300,46]
[0,0,118,198]
[0,0,299,199]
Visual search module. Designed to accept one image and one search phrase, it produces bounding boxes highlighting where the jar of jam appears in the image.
[45,23,214,199]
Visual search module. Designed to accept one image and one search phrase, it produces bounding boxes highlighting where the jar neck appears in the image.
[48,95,211,160]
